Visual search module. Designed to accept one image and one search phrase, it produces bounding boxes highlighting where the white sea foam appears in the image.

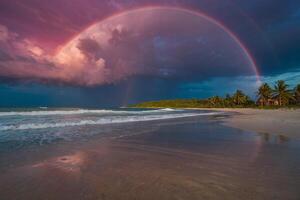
[0,108,176,117]
[160,108,176,111]
[0,112,220,131]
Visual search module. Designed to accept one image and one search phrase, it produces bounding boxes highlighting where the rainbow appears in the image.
[57,6,261,82]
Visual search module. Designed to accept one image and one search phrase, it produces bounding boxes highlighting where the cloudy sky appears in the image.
[0,0,299,107]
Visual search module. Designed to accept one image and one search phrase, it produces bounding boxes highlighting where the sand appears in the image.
[196,108,300,139]
[1,113,300,199]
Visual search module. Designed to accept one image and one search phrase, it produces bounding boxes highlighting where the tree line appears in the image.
[257,80,299,106]
[131,80,300,108]
[208,80,299,107]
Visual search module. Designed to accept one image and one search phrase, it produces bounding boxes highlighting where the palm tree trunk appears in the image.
[264,98,267,106]
[279,96,282,106]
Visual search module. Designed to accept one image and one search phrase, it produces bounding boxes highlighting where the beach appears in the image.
[0,108,300,199]
[195,108,300,139]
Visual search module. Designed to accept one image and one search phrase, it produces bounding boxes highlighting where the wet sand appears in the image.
[195,108,300,139]
[0,116,300,200]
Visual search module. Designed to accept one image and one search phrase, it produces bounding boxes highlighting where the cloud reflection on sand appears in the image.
[0,117,300,200]
[32,152,86,173]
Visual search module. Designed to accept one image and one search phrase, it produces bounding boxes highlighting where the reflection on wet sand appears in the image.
[278,134,289,143]
[0,119,300,200]
[32,152,86,173]
[259,132,290,144]
[260,133,270,142]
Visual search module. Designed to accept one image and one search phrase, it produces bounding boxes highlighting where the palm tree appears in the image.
[245,95,255,106]
[257,83,272,106]
[294,84,300,104]
[208,96,223,107]
[273,80,293,106]
[232,90,247,105]
[224,94,233,107]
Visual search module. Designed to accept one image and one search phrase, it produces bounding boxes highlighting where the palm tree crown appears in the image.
[233,90,248,105]
[273,80,293,106]
[208,96,223,107]
[257,83,272,106]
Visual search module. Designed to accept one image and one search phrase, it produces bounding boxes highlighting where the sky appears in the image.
[0,0,299,107]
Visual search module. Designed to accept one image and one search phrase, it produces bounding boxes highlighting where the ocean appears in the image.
[0,108,219,151]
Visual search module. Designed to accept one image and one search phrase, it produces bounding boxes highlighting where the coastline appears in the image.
[192,108,300,139]
[131,107,300,139]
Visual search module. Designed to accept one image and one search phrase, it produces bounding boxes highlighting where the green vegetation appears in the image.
[131,80,300,109]
[257,83,272,106]
[273,80,294,106]
[295,84,300,103]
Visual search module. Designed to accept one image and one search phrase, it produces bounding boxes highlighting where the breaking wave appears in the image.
[0,112,219,131]
[0,108,177,117]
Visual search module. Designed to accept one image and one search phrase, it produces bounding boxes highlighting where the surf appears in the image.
[0,112,220,131]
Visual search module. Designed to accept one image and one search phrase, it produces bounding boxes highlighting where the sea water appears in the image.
[0,108,219,151]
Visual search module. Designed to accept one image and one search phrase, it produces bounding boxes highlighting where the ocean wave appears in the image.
[159,108,176,111]
[0,112,220,131]
[0,108,177,117]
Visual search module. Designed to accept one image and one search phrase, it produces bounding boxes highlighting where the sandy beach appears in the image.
[193,108,300,139]
[1,109,300,199]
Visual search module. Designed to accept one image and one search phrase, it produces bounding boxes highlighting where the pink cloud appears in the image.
[0,8,257,86]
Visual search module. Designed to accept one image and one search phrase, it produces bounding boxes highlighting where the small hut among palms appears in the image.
[257,97,279,106]
[257,81,293,106]
[256,83,277,106]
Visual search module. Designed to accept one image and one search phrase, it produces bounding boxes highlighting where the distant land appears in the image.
[130,98,300,109]
[131,80,300,109]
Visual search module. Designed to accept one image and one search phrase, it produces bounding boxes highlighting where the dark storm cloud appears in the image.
[64,8,257,84]
[227,0,300,74]
[231,0,299,24]
[0,24,66,84]
[158,0,300,75]
[77,38,104,61]
[0,49,13,61]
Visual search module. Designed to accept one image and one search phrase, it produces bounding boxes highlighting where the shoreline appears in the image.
[193,108,300,139]
[132,107,300,139]
[1,108,300,199]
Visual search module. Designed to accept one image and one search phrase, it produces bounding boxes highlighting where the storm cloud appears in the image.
[0,0,299,107]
